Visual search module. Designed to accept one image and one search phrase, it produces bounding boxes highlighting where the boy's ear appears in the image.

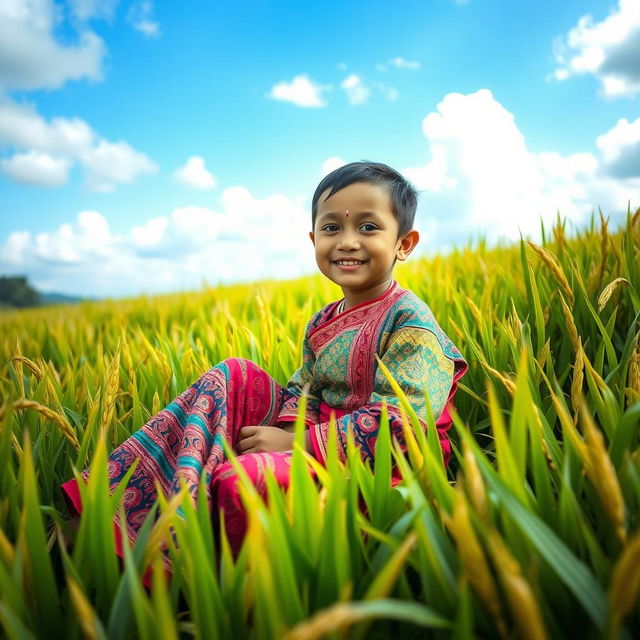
[309,231,316,246]
[396,229,419,261]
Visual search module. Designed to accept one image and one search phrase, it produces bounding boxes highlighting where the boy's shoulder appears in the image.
[385,286,438,329]
[388,287,465,362]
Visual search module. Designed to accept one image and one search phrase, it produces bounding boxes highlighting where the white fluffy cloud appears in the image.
[340,75,397,105]
[127,1,161,37]
[3,89,638,298]
[596,117,640,178]
[552,0,640,98]
[321,156,346,177]
[0,98,157,190]
[376,57,420,72]
[1,151,70,187]
[173,156,217,190]
[403,89,640,248]
[80,139,157,192]
[390,57,420,70]
[0,0,106,91]
[341,74,371,105]
[0,187,315,297]
[268,74,329,107]
[68,0,119,22]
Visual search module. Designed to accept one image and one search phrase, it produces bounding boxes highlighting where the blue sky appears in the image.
[0,0,638,297]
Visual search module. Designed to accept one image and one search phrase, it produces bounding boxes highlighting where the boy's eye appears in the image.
[360,223,378,232]
[322,224,340,232]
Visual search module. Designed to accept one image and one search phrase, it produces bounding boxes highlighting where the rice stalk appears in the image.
[549,389,589,463]
[478,358,516,396]
[627,337,640,406]
[141,483,186,571]
[597,210,609,289]
[7,355,43,380]
[571,342,584,422]
[559,295,580,354]
[100,343,121,441]
[0,526,15,567]
[527,241,574,304]
[67,576,105,640]
[608,532,640,636]
[464,295,482,329]
[461,441,488,521]
[445,485,505,637]
[487,530,549,640]
[579,401,627,546]
[609,236,623,278]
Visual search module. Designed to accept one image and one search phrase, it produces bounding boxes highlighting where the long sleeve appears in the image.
[308,326,460,467]
[276,326,322,427]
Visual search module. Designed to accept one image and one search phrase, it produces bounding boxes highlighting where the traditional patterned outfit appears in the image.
[62,281,467,562]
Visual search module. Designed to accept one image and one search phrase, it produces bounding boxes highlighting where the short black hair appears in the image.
[311,161,418,237]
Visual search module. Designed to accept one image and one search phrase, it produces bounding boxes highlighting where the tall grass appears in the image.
[0,210,639,638]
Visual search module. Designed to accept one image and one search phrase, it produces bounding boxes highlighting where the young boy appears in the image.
[61,161,467,558]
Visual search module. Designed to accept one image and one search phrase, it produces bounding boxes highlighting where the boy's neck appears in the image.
[341,278,394,311]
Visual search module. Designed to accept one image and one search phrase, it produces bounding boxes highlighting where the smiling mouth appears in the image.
[333,259,366,266]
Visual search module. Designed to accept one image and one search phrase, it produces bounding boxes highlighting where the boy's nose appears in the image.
[337,232,361,249]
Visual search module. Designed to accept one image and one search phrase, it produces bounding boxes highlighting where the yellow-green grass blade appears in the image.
[371,401,392,530]
[508,348,531,483]
[282,598,451,640]
[17,432,63,632]
[485,465,606,629]
[260,468,305,624]
[486,381,531,507]
[0,601,38,640]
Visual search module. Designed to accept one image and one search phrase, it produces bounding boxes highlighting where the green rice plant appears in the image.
[0,209,639,638]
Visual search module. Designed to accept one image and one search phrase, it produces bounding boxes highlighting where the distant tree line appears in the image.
[0,276,42,308]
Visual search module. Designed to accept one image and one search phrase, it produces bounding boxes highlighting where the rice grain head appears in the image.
[527,242,574,304]
[536,340,551,373]
[608,532,640,631]
[465,294,482,329]
[487,530,549,640]
[532,405,556,471]
[571,342,584,422]
[553,214,565,253]
[447,485,505,635]
[480,358,516,396]
[100,343,121,437]
[579,401,627,546]
[559,295,580,354]
[509,300,523,342]
[67,576,101,640]
[462,441,488,521]
[582,349,608,391]
[281,602,369,640]
[9,355,43,381]
[5,399,79,450]
[597,278,630,312]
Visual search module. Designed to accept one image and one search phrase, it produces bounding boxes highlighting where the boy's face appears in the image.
[310,182,419,304]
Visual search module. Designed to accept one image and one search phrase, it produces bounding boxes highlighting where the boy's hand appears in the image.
[236,426,295,454]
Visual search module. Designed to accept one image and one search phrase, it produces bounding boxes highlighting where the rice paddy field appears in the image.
[0,211,639,639]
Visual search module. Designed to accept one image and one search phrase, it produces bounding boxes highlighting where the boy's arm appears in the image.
[307,326,467,468]
[276,327,322,427]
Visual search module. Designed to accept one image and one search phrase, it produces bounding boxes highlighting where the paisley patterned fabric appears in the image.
[61,358,303,552]
[61,280,467,566]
